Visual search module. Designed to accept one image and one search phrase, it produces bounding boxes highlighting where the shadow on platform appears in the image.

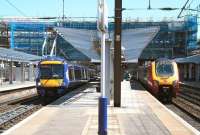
[130,80,146,91]
[48,84,99,107]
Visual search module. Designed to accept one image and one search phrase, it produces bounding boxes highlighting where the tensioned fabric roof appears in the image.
[0,47,41,62]
[55,27,159,62]
[120,27,159,62]
[55,27,99,61]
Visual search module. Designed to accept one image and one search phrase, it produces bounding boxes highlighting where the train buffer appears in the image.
[2,81,199,135]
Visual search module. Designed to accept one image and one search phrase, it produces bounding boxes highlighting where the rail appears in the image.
[172,83,200,121]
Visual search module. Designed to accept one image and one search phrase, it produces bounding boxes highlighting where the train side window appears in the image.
[74,69,81,80]
[86,69,88,79]
[68,68,74,81]
[81,69,83,80]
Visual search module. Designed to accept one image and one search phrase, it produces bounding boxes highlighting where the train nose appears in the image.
[40,79,63,87]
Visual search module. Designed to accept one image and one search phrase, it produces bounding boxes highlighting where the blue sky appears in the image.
[0,0,190,20]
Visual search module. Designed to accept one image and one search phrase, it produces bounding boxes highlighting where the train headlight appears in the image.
[37,82,41,86]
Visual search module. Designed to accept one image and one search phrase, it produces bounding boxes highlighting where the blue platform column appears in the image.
[97,0,108,134]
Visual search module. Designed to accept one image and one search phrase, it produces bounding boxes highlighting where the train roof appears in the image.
[175,54,200,64]
[39,56,89,69]
[155,58,174,62]
[41,56,65,62]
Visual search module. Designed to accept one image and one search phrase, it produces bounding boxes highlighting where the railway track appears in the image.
[0,94,45,132]
[167,83,200,131]
[0,104,42,132]
[0,86,42,132]
[171,84,200,121]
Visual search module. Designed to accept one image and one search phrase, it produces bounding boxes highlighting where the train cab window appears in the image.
[40,64,64,79]
[156,62,174,77]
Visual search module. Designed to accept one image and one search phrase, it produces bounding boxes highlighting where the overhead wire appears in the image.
[177,0,190,18]
[4,0,26,16]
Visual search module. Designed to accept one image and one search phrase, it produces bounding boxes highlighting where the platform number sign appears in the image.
[97,0,108,33]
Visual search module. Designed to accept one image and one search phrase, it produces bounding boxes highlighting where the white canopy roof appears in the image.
[55,27,159,62]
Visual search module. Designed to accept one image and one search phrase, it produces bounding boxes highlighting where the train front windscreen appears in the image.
[156,62,174,77]
[40,64,64,79]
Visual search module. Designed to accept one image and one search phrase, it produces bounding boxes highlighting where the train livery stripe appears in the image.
[40,61,63,65]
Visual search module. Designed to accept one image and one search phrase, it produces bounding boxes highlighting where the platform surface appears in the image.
[2,81,199,135]
[0,81,35,92]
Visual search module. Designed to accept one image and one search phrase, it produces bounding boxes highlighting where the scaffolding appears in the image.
[10,22,54,56]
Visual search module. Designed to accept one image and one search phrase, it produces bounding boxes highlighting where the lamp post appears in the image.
[62,0,65,21]
[97,0,108,134]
